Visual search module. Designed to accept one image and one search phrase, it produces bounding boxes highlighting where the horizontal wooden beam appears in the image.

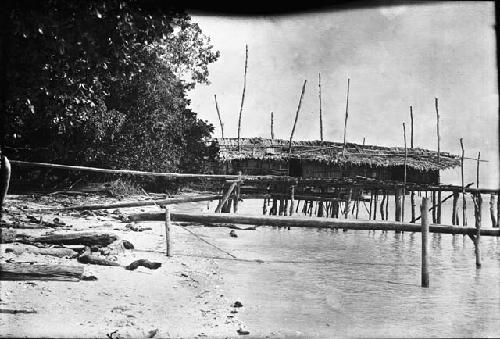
[31,195,222,212]
[128,212,500,236]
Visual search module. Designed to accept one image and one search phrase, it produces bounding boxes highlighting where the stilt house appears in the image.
[210,137,461,184]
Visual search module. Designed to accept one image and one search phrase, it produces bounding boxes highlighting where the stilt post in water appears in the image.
[411,190,416,223]
[460,138,467,226]
[165,208,172,257]
[490,194,497,228]
[289,185,295,216]
[474,193,482,268]
[402,122,408,222]
[452,191,459,225]
[421,198,430,288]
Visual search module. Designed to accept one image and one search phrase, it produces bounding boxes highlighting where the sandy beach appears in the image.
[0,192,268,338]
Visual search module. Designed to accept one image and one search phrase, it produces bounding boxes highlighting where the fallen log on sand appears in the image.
[31,232,117,247]
[127,212,500,237]
[5,245,78,258]
[36,195,222,212]
[0,263,84,281]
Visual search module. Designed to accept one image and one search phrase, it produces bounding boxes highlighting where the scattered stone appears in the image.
[122,240,134,249]
[81,275,98,281]
[232,301,243,308]
[237,329,250,335]
[146,328,159,338]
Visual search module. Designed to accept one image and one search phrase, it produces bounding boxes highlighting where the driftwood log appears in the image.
[127,212,500,236]
[0,263,84,281]
[32,232,117,247]
[5,245,78,258]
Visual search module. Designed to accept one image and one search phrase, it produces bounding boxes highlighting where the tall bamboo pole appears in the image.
[319,73,323,141]
[410,105,414,148]
[237,44,248,152]
[435,98,441,224]
[342,78,350,156]
[214,95,224,138]
[476,152,480,189]
[271,112,274,139]
[288,80,307,156]
[460,138,467,226]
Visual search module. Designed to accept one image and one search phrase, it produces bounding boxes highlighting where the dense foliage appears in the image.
[3,0,219,173]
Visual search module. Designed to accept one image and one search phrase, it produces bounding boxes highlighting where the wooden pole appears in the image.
[380,193,386,220]
[342,78,350,156]
[362,137,365,146]
[345,188,352,219]
[474,193,482,268]
[271,112,275,139]
[318,73,323,141]
[410,105,414,149]
[395,188,402,222]
[214,94,224,138]
[460,138,467,226]
[373,191,378,220]
[452,191,459,225]
[215,182,238,213]
[432,191,436,223]
[237,44,248,152]
[476,152,480,189]
[165,208,172,257]
[385,191,389,220]
[435,98,442,224]
[233,171,242,213]
[402,122,407,222]
[368,191,373,220]
[411,191,416,223]
[490,194,497,227]
[288,80,307,156]
[421,198,430,288]
[289,185,295,216]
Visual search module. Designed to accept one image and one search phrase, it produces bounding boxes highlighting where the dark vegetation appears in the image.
[2,0,220,192]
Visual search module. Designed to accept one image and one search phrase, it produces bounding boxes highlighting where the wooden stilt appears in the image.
[395,188,402,222]
[369,192,373,220]
[452,191,459,225]
[318,201,324,217]
[284,197,289,216]
[385,192,389,221]
[289,185,295,216]
[233,171,242,213]
[474,193,482,268]
[431,191,436,223]
[215,182,238,213]
[411,191,416,223]
[380,193,386,220]
[263,199,267,215]
[491,194,498,227]
[421,198,430,287]
[165,208,172,257]
[345,189,352,219]
[373,192,378,220]
[272,198,278,215]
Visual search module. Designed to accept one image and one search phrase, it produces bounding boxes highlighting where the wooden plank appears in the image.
[0,263,84,281]
[33,232,117,247]
[215,182,238,213]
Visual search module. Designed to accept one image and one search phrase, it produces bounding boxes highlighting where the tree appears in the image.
[3,0,219,173]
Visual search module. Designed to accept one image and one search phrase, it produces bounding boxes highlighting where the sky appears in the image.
[187,1,499,189]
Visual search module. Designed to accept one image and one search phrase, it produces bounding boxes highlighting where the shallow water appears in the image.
[175,195,500,337]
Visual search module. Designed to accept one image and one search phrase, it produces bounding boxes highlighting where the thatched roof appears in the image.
[211,137,461,171]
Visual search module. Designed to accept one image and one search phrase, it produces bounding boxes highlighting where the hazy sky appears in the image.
[188,2,498,188]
